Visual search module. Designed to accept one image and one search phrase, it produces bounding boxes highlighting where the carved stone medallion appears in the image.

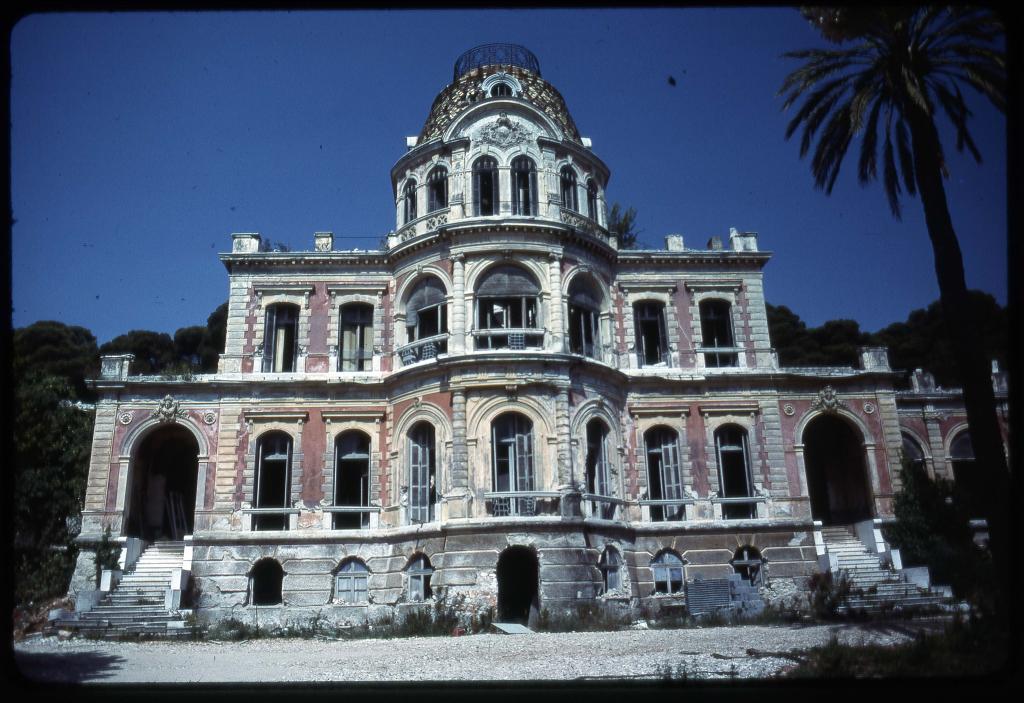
[118,411,134,425]
[810,386,847,414]
[152,394,187,423]
[202,411,217,425]
[477,112,530,148]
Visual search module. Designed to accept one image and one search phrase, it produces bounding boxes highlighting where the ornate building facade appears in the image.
[69,45,1007,629]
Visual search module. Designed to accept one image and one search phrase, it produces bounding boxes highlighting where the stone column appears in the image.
[451,254,466,354]
[446,386,471,519]
[547,253,564,352]
[555,384,572,487]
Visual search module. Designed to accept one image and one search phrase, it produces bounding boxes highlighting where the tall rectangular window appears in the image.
[716,425,754,519]
[340,303,374,371]
[262,304,299,373]
[645,427,683,521]
[254,432,292,531]
[634,302,669,367]
[491,413,535,516]
[700,299,738,367]
[408,423,436,524]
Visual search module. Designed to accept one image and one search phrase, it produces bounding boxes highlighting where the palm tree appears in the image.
[778,6,1009,610]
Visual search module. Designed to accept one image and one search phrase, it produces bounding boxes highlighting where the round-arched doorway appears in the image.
[803,414,873,525]
[496,546,539,626]
[126,424,199,540]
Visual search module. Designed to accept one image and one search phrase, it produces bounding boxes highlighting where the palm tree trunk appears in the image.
[907,106,1010,613]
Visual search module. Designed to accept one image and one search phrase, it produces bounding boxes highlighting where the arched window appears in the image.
[586,179,599,221]
[403,277,448,364]
[511,156,538,216]
[634,302,669,367]
[560,165,578,212]
[568,275,603,358]
[700,299,737,367]
[473,156,499,216]
[585,419,614,519]
[339,303,374,371]
[644,427,683,522]
[406,554,434,601]
[475,265,542,349]
[716,425,754,519]
[491,412,535,516]
[599,547,622,593]
[254,432,292,531]
[249,559,284,605]
[651,551,684,594]
[901,433,927,472]
[402,180,417,224]
[949,430,982,516]
[262,303,299,373]
[732,546,764,586]
[408,422,436,524]
[335,559,368,603]
[427,167,448,212]
[334,431,370,529]
[490,82,513,97]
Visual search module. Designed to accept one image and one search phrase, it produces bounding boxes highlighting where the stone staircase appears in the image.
[54,541,198,639]
[821,526,953,614]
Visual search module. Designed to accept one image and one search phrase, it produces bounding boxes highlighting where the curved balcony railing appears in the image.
[454,43,541,79]
[473,327,545,350]
[484,490,561,517]
[395,333,449,366]
[559,208,610,245]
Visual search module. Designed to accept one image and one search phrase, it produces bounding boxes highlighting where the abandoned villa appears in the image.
[65,44,1009,633]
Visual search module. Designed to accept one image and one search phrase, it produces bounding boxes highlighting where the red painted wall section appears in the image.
[687,410,708,495]
[672,282,695,369]
[302,409,325,503]
[241,285,258,373]
[899,417,928,447]
[305,283,330,372]
[780,399,812,496]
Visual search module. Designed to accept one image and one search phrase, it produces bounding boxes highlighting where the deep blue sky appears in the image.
[12,9,1007,345]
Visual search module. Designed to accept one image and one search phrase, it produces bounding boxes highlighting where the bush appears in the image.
[806,571,855,620]
[536,602,631,632]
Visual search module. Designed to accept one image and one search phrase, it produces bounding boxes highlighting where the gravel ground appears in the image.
[12,619,950,684]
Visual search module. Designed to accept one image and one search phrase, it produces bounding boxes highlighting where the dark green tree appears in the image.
[13,373,93,602]
[99,330,176,375]
[198,301,229,372]
[778,6,1009,610]
[607,203,640,249]
[13,321,99,400]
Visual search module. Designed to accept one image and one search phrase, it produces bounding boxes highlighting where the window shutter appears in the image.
[515,428,534,492]
[661,436,681,500]
[262,307,277,372]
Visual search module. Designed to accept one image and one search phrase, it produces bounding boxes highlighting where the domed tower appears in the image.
[389,43,612,245]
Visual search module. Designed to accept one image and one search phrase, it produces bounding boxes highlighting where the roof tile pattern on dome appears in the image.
[418,64,582,146]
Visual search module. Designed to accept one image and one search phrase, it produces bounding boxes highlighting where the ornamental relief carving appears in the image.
[476,112,531,149]
[152,394,188,423]
[810,386,847,414]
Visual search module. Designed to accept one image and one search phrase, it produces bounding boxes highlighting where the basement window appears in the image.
[651,551,684,595]
[335,559,369,604]
[599,547,622,593]
[249,559,284,605]
[731,546,764,587]
[407,555,434,601]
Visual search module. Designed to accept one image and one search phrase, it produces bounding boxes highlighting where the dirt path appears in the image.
[12,619,948,684]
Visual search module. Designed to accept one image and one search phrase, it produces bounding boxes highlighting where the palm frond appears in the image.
[783,74,850,137]
[811,103,855,193]
[857,96,884,184]
[796,91,845,158]
[882,113,902,218]
[895,119,917,195]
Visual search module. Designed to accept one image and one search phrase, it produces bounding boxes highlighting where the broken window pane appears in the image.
[407,555,434,601]
[634,302,669,367]
[716,424,754,519]
[652,551,684,595]
[645,427,683,521]
[599,547,622,592]
[254,432,291,531]
[700,299,738,367]
[335,431,370,529]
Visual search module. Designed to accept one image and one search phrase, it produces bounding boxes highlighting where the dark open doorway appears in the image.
[496,546,539,626]
[127,425,199,540]
[803,414,873,525]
